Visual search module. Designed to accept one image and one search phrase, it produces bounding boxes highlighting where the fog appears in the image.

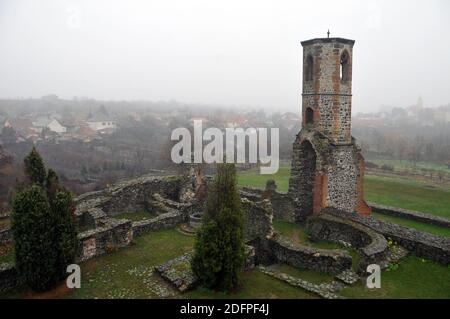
[0,0,449,112]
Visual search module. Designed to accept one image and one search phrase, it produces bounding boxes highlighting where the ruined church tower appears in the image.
[288,37,371,222]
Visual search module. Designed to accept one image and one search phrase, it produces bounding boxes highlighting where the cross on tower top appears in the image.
[327,29,330,38]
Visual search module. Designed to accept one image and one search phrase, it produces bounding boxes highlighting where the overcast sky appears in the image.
[0,0,449,113]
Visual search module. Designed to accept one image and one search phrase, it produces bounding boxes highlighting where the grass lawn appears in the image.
[237,165,450,219]
[238,166,291,192]
[340,255,450,299]
[372,212,450,237]
[366,158,450,174]
[0,243,14,264]
[364,174,450,219]
[184,269,317,299]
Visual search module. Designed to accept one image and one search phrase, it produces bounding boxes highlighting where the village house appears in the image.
[86,114,117,132]
[32,116,67,134]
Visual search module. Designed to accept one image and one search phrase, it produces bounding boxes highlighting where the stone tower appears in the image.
[288,37,371,222]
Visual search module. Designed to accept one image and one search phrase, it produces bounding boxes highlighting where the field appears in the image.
[366,158,450,174]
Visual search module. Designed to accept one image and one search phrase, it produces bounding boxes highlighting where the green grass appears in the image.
[372,212,450,237]
[0,244,14,265]
[340,255,450,299]
[237,165,450,219]
[271,264,334,284]
[1,228,194,299]
[364,174,450,218]
[238,166,291,192]
[367,158,450,174]
[185,269,317,299]
[112,211,157,222]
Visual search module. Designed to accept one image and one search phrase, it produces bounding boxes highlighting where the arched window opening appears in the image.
[305,55,314,81]
[340,51,349,81]
[305,107,314,125]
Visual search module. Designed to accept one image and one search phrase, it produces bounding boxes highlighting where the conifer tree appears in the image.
[11,147,78,291]
[52,189,78,280]
[11,185,58,291]
[23,146,46,186]
[191,163,245,291]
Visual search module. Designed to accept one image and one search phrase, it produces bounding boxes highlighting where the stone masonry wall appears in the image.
[132,211,187,237]
[326,209,450,265]
[241,198,274,242]
[265,235,352,275]
[307,212,389,272]
[76,219,133,262]
[326,144,358,213]
[301,38,354,145]
[369,202,450,228]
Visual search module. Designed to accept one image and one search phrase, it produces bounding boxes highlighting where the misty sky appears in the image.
[0,0,449,113]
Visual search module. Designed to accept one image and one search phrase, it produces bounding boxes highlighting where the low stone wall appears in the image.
[240,187,294,221]
[77,219,133,262]
[308,213,389,272]
[0,263,18,293]
[0,228,12,245]
[75,175,183,219]
[241,199,274,242]
[369,202,450,229]
[269,192,294,221]
[327,209,450,265]
[132,211,187,237]
[264,235,352,275]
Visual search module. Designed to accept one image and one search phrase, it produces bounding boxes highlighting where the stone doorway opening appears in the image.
[296,140,317,222]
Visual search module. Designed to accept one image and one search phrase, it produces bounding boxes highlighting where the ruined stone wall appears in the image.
[307,213,389,272]
[132,211,187,237]
[77,219,133,262]
[288,130,369,220]
[264,235,352,275]
[241,199,274,242]
[240,187,294,221]
[326,209,450,265]
[369,203,450,228]
[326,145,358,212]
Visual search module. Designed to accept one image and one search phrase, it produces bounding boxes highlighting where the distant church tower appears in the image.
[288,37,371,222]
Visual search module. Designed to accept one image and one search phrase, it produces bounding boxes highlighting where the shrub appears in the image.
[11,185,58,291]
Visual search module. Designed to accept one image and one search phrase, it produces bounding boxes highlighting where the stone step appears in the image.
[335,269,360,285]
[387,245,409,263]
[258,266,345,299]
[177,224,197,236]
